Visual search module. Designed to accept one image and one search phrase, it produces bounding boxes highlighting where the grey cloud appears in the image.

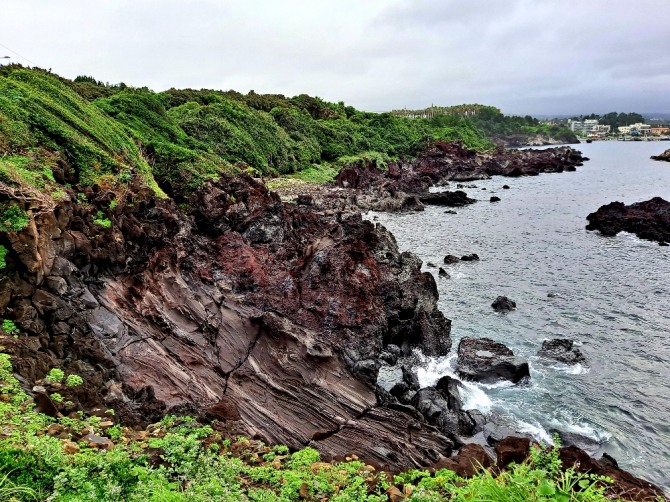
[1,0,668,115]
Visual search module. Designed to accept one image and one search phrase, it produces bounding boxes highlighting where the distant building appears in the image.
[651,127,669,136]
[618,126,631,134]
[569,119,610,136]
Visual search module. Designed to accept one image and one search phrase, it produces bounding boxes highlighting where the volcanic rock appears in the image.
[490,196,501,202]
[443,255,460,264]
[491,296,516,312]
[650,148,670,162]
[418,191,476,207]
[460,254,479,262]
[586,197,670,244]
[457,337,530,384]
[537,339,586,365]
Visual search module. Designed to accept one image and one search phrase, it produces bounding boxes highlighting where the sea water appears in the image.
[369,141,670,489]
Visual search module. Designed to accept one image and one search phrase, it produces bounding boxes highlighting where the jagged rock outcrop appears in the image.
[491,296,516,312]
[457,337,530,384]
[537,339,586,365]
[0,174,456,471]
[650,148,670,162]
[317,142,586,213]
[586,197,670,244]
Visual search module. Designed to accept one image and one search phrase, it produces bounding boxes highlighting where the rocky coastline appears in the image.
[273,141,586,214]
[586,197,670,245]
[0,142,665,499]
[650,148,670,162]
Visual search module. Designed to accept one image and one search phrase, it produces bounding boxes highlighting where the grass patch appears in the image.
[0,349,619,501]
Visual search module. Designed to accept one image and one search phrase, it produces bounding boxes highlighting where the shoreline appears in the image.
[1,141,666,499]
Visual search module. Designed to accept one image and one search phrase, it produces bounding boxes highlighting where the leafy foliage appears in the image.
[0,66,162,195]
[0,351,623,501]
[0,244,7,269]
[1,320,18,336]
[0,204,29,232]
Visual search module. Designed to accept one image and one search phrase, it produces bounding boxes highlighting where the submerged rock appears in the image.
[537,339,586,365]
[456,337,530,384]
[491,296,516,312]
[443,254,460,264]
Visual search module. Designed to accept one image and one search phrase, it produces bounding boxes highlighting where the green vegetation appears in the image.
[1,320,18,336]
[45,367,65,383]
[92,211,112,228]
[0,204,29,232]
[0,351,624,501]
[65,374,84,388]
[0,66,509,202]
[393,105,577,144]
[0,66,163,196]
[0,245,7,270]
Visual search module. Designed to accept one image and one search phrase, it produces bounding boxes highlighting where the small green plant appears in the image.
[105,408,115,416]
[0,205,29,232]
[65,374,84,388]
[50,392,63,403]
[0,245,8,270]
[46,368,65,383]
[1,320,19,336]
[109,199,118,209]
[92,211,112,228]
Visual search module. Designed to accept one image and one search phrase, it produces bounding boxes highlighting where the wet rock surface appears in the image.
[457,337,530,384]
[491,296,516,312]
[586,197,670,244]
[537,338,586,365]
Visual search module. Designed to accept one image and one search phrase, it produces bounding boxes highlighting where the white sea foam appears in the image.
[414,351,493,412]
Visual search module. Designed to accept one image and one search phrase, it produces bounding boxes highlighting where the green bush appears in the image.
[45,368,64,383]
[65,374,83,388]
[1,320,18,336]
[0,205,29,232]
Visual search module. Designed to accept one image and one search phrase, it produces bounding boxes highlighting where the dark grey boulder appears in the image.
[491,296,516,312]
[537,339,586,365]
[444,254,460,264]
[457,337,530,384]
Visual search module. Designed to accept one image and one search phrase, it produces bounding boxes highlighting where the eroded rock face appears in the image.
[457,337,530,384]
[0,174,454,470]
[537,339,586,365]
[586,197,670,244]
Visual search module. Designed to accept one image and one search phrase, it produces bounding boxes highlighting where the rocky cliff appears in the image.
[1,173,460,470]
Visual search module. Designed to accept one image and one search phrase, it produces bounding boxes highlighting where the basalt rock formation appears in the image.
[537,339,586,365]
[457,337,530,384]
[1,174,457,470]
[334,142,585,203]
[585,197,670,244]
[650,148,670,162]
[491,296,516,312]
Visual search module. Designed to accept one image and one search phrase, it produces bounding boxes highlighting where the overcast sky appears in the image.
[2,0,669,115]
